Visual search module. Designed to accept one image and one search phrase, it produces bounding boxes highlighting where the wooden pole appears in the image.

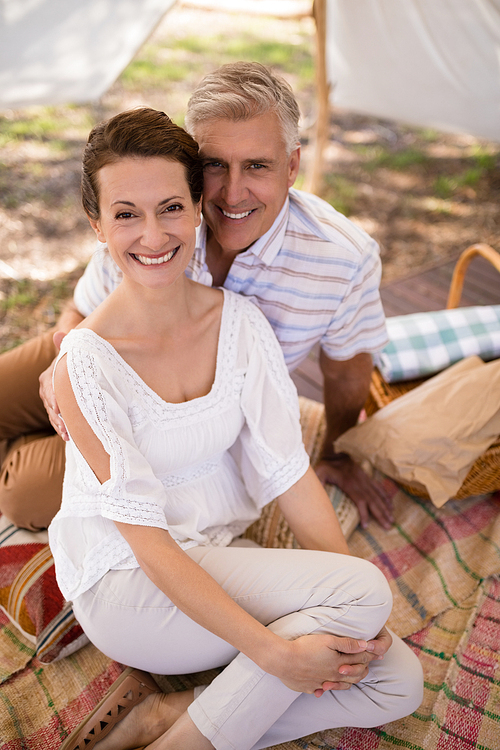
[304,0,330,194]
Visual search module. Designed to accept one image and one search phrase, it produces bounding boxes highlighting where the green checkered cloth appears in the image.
[374,305,500,382]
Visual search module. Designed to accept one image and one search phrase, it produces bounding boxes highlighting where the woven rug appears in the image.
[2,487,499,749]
[1,396,499,749]
[350,478,500,639]
[281,574,500,750]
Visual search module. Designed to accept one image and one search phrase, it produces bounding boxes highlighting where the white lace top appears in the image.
[48,290,309,602]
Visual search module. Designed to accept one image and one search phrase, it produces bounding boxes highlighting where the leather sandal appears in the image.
[60,667,161,750]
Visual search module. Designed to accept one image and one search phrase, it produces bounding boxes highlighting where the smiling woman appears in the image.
[41,107,423,750]
[88,158,201,290]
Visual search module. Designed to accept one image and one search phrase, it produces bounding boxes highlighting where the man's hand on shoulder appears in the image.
[39,301,86,441]
[315,452,394,530]
[39,330,69,441]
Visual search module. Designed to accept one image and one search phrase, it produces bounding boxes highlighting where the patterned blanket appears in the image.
[1,394,499,749]
[1,483,499,749]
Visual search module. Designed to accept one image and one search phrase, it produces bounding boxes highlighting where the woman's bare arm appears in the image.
[277,466,350,556]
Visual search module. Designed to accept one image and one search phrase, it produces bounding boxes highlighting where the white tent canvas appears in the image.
[324,0,500,142]
[0,0,176,109]
[2,0,500,143]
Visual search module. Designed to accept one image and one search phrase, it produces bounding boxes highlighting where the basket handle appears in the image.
[446,244,500,309]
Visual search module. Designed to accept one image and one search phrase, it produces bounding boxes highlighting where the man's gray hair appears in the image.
[185,62,300,155]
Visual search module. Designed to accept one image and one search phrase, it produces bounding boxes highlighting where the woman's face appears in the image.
[89,156,201,291]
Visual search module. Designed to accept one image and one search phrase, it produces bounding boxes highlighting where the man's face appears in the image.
[194,111,300,256]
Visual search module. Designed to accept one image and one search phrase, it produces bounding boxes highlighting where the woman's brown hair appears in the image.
[82,107,203,220]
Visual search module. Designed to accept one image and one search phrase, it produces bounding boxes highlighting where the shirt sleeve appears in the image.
[73,244,123,317]
[232,300,310,508]
[320,238,388,361]
[61,333,168,530]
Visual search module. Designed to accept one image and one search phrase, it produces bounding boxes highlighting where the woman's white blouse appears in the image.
[48,290,310,601]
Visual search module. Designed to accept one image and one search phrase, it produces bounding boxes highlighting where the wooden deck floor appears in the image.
[291,251,500,401]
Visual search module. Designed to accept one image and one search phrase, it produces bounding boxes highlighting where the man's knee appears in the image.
[0,433,64,530]
[0,330,58,439]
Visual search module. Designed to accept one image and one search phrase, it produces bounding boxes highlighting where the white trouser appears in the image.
[73,541,423,750]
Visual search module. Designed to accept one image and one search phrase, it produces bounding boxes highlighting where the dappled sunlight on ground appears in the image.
[0,2,498,350]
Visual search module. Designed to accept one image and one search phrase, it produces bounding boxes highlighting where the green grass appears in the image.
[171,36,210,55]
[225,38,313,81]
[419,128,441,142]
[366,146,429,171]
[472,145,497,171]
[461,167,484,187]
[121,48,198,87]
[323,175,359,216]
[48,278,75,302]
[0,276,78,354]
[0,278,72,314]
[0,115,59,142]
[433,154,497,199]
[120,33,314,91]
[0,106,93,150]
[433,175,456,200]
[0,280,39,311]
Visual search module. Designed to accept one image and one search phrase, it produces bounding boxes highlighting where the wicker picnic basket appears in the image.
[365,243,500,500]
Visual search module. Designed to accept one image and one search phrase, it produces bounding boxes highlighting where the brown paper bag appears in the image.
[335,356,500,506]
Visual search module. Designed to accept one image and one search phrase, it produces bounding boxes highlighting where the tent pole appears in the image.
[305,0,330,194]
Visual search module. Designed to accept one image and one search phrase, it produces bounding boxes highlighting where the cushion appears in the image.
[0,515,88,663]
[335,356,500,507]
[374,305,500,382]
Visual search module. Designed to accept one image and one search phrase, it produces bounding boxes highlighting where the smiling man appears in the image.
[194,111,299,282]
[183,64,393,529]
[0,62,392,533]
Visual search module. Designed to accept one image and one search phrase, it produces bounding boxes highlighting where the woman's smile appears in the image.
[132,247,179,266]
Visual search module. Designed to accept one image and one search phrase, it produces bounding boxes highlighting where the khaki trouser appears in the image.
[0,330,65,530]
[73,541,423,750]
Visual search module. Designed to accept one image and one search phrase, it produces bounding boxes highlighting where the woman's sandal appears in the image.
[60,667,161,750]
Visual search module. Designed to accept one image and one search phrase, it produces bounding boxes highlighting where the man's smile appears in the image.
[220,208,256,220]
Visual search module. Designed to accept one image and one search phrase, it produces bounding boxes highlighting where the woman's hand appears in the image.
[366,626,392,660]
[269,633,373,696]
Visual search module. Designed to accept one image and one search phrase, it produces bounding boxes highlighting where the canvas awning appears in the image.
[322,0,500,142]
[0,0,176,109]
[307,0,500,189]
[2,0,499,191]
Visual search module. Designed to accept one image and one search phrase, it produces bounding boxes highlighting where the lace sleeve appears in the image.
[234,299,310,507]
[61,332,168,529]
